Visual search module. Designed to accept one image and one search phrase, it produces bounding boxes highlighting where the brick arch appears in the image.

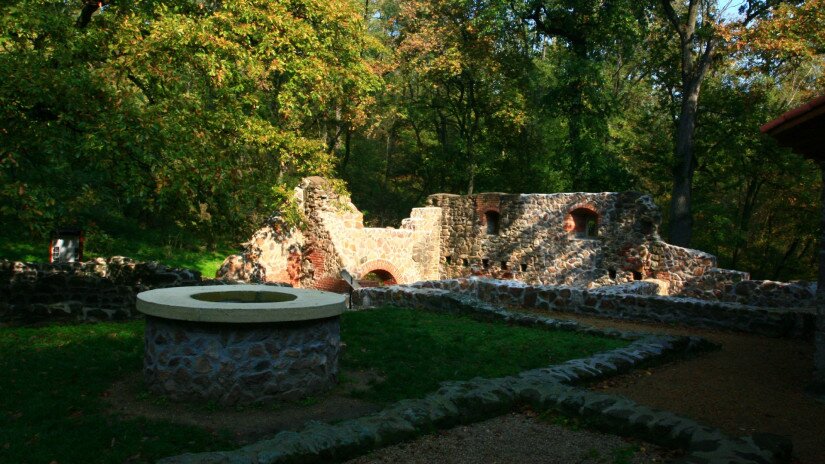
[357,259,402,285]
[564,203,600,235]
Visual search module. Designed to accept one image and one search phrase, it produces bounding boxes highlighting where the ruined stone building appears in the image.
[218,177,764,299]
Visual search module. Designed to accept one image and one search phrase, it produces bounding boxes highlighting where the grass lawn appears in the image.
[0,227,236,278]
[0,308,627,463]
[340,308,628,402]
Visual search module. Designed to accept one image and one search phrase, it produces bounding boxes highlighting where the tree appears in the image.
[0,0,381,237]
[527,0,647,191]
[656,0,782,246]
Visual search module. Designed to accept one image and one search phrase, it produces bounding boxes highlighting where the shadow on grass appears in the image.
[0,322,235,464]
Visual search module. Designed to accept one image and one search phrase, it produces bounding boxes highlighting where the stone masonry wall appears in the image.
[220,178,814,305]
[391,278,816,338]
[426,191,718,293]
[219,177,442,289]
[144,315,340,405]
[0,257,201,324]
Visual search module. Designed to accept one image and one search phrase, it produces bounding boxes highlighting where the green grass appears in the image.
[340,307,628,403]
[0,308,628,463]
[0,225,237,278]
[0,322,234,464]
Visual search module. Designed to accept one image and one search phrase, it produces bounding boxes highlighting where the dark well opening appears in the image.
[484,211,500,235]
[191,291,298,304]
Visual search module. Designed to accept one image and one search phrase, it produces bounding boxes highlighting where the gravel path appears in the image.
[344,413,673,464]
[560,314,825,464]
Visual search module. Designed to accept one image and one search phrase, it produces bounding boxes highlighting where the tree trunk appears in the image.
[816,163,825,391]
[818,163,825,297]
[668,79,701,247]
[340,128,352,170]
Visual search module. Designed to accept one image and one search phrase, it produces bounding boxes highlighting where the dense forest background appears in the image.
[1,0,823,280]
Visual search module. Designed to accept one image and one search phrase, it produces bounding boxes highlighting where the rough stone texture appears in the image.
[368,279,815,338]
[144,315,340,405]
[220,178,817,311]
[157,305,789,464]
[218,177,442,290]
[680,272,816,308]
[427,191,717,293]
[0,257,201,324]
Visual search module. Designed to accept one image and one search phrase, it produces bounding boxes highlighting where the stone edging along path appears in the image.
[407,278,815,338]
[159,287,791,464]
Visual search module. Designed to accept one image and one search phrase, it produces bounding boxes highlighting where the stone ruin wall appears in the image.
[219,177,816,307]
[219,177,442,290]
[426,191,720,294]
[0,257,202,324]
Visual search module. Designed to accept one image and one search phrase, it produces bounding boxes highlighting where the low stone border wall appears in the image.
[679,270,816,308]
[0,258,289,325]
[396,278,815,338]
[159,305,789,464]
[0,257,202,324]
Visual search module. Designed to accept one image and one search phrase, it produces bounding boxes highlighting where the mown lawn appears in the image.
[340,308,628,402]
[0,227,236,278]
[0,308,627,463]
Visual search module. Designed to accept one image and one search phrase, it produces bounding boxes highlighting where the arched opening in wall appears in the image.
[359,269,398,287]
[484,211,500,235]
[569,208,598,238]
[640,220,654,236]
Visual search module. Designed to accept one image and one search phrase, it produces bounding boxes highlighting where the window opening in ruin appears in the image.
[569,208,599,238]
[640,220,654,235]
[501,261,508,270]
[482,258,490,269]
[520,263,528,272]
[608,269,617,279]
[485,211,500,235]
[445,255,452,265]
[632,271,642,280]
[462,258,469,267]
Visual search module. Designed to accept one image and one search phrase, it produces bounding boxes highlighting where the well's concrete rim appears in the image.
[136,285,345,323]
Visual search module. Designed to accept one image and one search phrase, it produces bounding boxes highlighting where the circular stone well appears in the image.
[136,285,345,405]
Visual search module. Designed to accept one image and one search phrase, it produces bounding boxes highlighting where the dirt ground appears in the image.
[559,314,825,464]
[106,370,384,444]
[344,412,678,464]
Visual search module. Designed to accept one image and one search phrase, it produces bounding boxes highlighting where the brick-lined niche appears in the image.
[568,207,599,238]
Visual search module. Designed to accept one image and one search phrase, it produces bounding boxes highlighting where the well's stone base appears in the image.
[143,315,340,404]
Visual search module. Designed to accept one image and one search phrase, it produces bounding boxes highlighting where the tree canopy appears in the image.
[1,0,823,280]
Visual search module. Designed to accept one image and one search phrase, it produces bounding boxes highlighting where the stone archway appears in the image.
[357,259,402,286]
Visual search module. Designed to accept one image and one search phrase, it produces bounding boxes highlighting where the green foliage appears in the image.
[1,0,822,279]
[339,306,627,402]
[0,0,381,240]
